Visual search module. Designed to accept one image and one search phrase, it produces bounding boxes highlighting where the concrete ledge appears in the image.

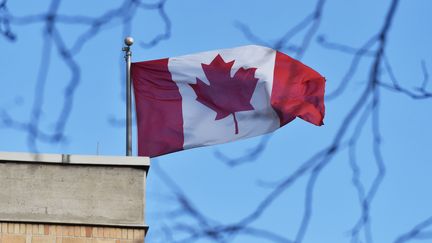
[0,151,150,167]
[0,152,149,228]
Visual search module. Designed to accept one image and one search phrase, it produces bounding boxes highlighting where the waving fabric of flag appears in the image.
[131,45,325,157]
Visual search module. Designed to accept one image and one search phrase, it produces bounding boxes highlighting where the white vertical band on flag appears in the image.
[168,45,280,149]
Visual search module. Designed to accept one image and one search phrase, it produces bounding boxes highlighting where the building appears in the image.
[0,152,149,243]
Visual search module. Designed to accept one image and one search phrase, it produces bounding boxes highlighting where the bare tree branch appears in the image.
[394,216,432,243]
[0,0,172,152]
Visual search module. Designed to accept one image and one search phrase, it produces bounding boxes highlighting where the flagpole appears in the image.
[123,36,134,156]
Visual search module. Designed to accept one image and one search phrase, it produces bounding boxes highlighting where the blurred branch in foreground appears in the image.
[0,0,171,151]
[150,0,432,242]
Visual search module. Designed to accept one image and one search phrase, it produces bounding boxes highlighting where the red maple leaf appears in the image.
[189,54,258,134]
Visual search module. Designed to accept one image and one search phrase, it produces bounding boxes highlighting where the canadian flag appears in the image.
[132,45,325,157]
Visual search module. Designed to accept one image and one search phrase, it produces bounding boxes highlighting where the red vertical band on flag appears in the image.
[132,58,184,157]
[271,51,325,126]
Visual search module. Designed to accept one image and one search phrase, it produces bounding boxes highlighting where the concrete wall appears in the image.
[0,152,150,243]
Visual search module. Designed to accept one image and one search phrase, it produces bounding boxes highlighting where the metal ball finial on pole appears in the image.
[123,37,133,156]
[124,37,134,46]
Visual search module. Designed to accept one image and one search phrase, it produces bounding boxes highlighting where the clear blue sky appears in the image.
[1,0,432,242]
